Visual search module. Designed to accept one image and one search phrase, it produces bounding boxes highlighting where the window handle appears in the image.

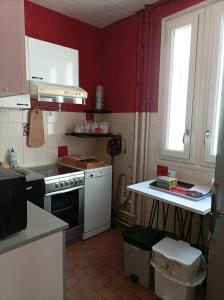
[182,129,190,144]
[204,130,210,146]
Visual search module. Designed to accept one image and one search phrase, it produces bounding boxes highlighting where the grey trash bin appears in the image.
[122,226,164,289]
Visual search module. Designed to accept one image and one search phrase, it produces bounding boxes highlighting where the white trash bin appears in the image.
[151,237,207,300]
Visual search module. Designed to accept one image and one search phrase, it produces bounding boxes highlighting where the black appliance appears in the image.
[0,168,27,238]
[10,167,45,209]
[26,178,45,209]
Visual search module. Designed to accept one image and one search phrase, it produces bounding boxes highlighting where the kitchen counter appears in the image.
[0,201,68,255]
[0,202,68,300]
[10,166,44,182]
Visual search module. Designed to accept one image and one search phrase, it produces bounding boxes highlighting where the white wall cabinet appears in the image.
[0,0,28,98]
[26,37,79,86]
[0,94,30,109]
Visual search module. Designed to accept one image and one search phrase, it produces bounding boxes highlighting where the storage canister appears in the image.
[99,122,110,134]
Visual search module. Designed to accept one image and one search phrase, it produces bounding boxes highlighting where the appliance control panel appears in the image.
[45,172,84,194]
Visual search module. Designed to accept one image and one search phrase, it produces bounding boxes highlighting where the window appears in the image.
[159,2,224,166]
[166,25,191,152]
[204,2,224,163]
[161,12,201,160]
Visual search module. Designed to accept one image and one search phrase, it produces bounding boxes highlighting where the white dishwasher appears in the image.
[83,165,112,239]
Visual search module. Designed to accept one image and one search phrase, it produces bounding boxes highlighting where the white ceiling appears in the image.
[29,0,159,28]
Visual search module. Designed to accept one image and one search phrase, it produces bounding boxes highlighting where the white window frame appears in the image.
[202,2,224,164]
[159,11,202,162]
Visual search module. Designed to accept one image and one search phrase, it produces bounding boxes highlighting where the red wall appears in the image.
[25,0,204,113]
[101,15,138,113]
[101,0,204,113]
[24,0,101,112]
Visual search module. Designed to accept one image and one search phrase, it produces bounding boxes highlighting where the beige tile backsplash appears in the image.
[0,109,96,167]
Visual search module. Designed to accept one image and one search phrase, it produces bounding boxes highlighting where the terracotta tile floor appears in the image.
[66,226,160,300]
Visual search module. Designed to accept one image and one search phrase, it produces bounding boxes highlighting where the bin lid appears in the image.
[152,237,202,266]
[122,226,164,251]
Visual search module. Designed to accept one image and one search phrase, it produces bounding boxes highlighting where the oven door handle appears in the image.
[45,185,84,196]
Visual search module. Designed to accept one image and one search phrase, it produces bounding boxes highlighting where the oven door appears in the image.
[44,186,84,243]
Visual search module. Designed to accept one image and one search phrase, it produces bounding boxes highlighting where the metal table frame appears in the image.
[127,180,211,252]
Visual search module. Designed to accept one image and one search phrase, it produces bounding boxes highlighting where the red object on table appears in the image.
[58,146,68,158]
[157,164,168,176]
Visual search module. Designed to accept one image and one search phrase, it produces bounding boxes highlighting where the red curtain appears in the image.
[136,0,204,113]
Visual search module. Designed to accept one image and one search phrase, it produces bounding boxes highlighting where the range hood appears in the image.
[29,81,88,105]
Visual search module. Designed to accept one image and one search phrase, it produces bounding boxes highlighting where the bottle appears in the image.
[95,85,104,110]
[10,148,17,167]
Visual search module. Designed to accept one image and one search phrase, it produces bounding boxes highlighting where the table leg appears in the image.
[156,201,160,230]
[197,215,204,248]
[148,201,205,253]
[176,208,183,238]
[148,199,156,228]
[185,212,194,242]
[174,207,177,239]
[162,203,170,232]
[173,208,192,240]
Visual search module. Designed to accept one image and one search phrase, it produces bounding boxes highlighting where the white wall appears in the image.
[95,113,136,225]
[0,108,97,167]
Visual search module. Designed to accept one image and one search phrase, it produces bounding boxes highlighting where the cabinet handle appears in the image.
[32,76,43,80]
[17,103,29,106]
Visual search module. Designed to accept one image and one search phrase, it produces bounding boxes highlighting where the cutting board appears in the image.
[28,109,44,147]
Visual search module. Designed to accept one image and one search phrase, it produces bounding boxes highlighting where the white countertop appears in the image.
[127,180,211,215]
[0,202,68,255]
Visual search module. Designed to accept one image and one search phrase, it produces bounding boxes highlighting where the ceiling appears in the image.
[29,0,160,28]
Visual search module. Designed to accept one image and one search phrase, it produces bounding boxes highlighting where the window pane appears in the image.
[166,25,192,152]
[211,18,224,156]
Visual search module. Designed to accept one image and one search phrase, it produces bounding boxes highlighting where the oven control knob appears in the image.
[55,183,59,188]
[75,179,79,184]
[60,182,64,187]
[79,178,83,184]
[65,181,69,186]
[70,180,74,185]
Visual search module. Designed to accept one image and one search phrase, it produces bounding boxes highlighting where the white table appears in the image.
[127,180,212,248]
[127,180,211,215]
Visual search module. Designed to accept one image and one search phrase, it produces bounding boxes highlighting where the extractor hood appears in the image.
[29,81,88,105]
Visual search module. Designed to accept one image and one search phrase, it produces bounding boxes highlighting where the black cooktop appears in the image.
[30,164,80,178]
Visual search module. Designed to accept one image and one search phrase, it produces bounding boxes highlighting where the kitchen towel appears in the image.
[28,108,44,148]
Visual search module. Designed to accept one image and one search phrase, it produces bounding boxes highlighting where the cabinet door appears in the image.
[0,95,30,109]
[0,0,27,97]
[26,37,79,86]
